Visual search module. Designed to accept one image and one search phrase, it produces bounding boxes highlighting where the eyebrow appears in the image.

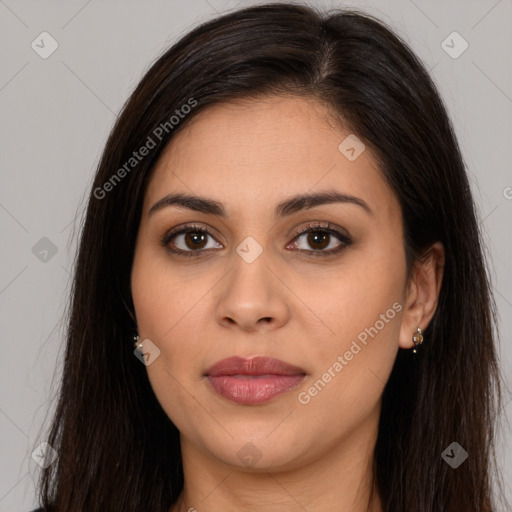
[148,190,373,219]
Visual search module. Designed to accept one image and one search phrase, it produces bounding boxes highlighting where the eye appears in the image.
[287,222,352,257]
[162,224,222,257]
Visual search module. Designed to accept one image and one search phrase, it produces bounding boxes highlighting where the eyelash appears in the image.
[161,222,353,259]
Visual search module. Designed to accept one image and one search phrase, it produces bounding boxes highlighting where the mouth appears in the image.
[205,356,306,405]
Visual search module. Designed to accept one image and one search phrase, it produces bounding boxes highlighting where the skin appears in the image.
[130,95,445,512]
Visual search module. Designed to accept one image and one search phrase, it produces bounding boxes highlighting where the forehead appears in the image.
[143,95,398,221]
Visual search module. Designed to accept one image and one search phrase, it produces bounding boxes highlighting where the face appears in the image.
[131,95,410,472]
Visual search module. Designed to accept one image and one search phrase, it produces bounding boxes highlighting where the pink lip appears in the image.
[205,356,306,405]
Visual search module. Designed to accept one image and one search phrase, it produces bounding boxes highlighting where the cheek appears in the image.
[131,240,207,343]
[130,242,213,397]
[298,238,405,407]
[131,249,207,430]
[306,239,405,351]
[296,292,402,442]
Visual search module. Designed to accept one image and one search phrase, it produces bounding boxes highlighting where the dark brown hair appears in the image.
[37,3,505,511]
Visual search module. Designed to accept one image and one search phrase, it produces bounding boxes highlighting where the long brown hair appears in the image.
[37,3,505,511]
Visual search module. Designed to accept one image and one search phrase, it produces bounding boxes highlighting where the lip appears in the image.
[205,356,306,405]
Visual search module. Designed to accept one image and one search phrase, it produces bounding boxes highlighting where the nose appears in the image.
[214,252,290,333]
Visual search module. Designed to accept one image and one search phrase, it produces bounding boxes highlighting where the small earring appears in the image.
[412,327,423,353]
[133,334,143,352]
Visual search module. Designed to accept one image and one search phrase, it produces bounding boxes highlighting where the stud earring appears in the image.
[412,327,423,353]
[133,334,143,352]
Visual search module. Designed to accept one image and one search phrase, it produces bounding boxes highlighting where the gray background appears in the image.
[0,0,511,510]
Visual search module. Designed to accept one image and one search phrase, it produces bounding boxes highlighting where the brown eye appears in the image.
[288,223,352,257]
[163,225,223,257]
[305,231,331,250]
[293,230,341,252]
[182,231,208,250]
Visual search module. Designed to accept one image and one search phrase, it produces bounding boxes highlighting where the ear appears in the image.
[398,242,445,349]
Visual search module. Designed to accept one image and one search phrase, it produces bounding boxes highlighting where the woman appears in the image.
[33,3,505,511]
